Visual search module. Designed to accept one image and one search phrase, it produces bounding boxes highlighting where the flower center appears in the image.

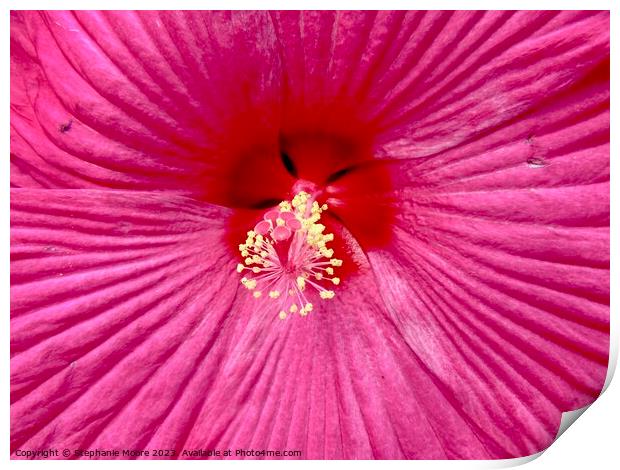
[235,191,342,319]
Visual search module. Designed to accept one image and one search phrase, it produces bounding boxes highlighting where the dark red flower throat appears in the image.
[218,107,396,274]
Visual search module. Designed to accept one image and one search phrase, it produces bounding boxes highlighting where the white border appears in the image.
[2,0,617,11]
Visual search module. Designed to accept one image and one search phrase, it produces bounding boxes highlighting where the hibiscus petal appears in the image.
[370,11,609,158]
[16,12,609,192]
[174,233,494,459]
[269,11,608,160]
[12,199,487,459]
[10,189,240,456]
[364,57,609,457]
[11,11,283,195]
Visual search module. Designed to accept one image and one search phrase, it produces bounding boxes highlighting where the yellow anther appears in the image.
[237,191,341,319]
[310,224,325,234]
[320,290,335,299]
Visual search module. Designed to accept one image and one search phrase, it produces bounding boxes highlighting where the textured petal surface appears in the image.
[362,46,609,457]
[13,12,610,190]
[270,11,609,158]
[178,267,490,459]
[11,200,487,459]
[11,11,283,195]
[10,190,239,455]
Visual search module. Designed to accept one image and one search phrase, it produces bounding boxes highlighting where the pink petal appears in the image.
[11,11,284,197]
[368,11,609,158]
[10,189,240,456]
[14,12,609,194]
[269,11,608,160]
[363,59,609,457]
[177,242,491,459]
[9,205,498,459]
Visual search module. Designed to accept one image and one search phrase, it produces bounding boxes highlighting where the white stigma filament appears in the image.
[235,191,342,319]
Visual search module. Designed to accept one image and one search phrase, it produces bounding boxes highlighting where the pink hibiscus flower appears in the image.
[10,10,610,460]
